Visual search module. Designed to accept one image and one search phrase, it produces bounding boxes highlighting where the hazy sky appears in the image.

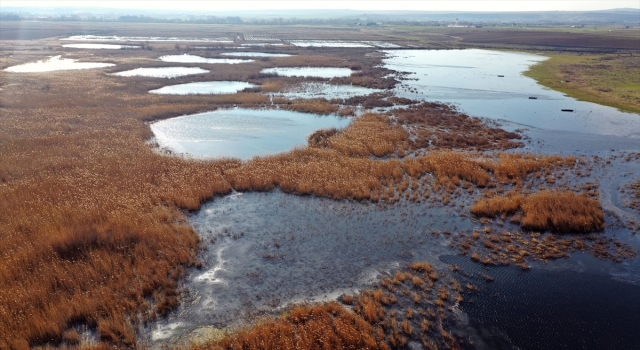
[3,1,639,12]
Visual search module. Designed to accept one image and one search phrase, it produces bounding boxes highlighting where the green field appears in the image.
[524,52,640,114]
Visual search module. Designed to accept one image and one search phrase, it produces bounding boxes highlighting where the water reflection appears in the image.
[261,67,354,78]
[384,49,640,138]
[150,108,350,159]
[149,81,256,95]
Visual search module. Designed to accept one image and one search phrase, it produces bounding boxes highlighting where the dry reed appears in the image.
[472,190,604,233]
[192,302,388,350]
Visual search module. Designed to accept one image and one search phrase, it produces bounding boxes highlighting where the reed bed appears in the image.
[455,227,635,269]
[224,148,400,200]
[521,191,604,232]
[394,103,523,151]
[281,98,340,115]
[327,113,409,157]
[194,260,471,350]
[471,190,604,233]
[192,302,388,350]
[331,68,398,89]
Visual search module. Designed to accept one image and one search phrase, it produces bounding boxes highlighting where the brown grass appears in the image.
[223,147,400,200]
[327,113,409,157]
[471,191,524,217]
[521,191,604,232]
[394,103,523,151]
[259,80,285,92]
[192,302,388,350]
[472,190,604,233]
[281,98,340,115]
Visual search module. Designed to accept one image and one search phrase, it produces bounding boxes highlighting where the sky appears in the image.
[3,0,639,12]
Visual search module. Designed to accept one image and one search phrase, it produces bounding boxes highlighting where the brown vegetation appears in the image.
[626,179,640,215]
[394,103,523,151]
[456,227,635,269]
[195,260,476,350]
[281,98,340,115]
[521,191,604,232]
[471,190,604,233]
[193,302,388,350]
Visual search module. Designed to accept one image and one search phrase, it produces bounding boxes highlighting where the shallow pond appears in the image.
[148,191,467,344]
[149,81,256,95]
[261,67,353,78]
[4,55,114,72]
[150,108,350,159]
[113,67,208,78]
[159,54,253,64]
[384,49,640,138]
[220,52,293,57]
[442,253,640,350]
[272,82,382,99]
[62,44,139,49]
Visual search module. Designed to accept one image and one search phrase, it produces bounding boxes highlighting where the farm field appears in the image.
[1,19,639,350]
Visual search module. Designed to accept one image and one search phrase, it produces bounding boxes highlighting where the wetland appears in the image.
[0,19,639,350]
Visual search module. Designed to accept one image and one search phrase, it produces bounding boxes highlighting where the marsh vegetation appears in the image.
[0,21,638,350]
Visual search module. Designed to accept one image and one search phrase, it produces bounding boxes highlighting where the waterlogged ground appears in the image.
[149,81,256,95]
[150,108,350,159]
[160,54,254,65]
[220,52,293,57]
[113,67,209,78]
[4,55,114,72]
[62,35,234,42]
[271,82,382,100]
[149,191,472,344]
[261,67,354,78]
[385,49,640,138]
[286,40,401,48]
[62,43,140,49]
[146,49,640,349]
[147,145,640,349]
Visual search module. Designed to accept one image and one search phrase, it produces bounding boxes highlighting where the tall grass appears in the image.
[281,98,340,115]
[521,191,604,232]
[192,302,388,350]
[393,103,523,151]
[471,190,604,233]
